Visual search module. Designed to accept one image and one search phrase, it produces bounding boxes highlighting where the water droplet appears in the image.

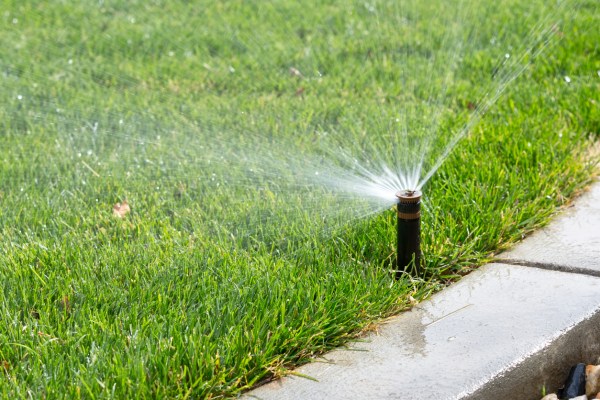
[87,150,93,156]
[364,3,376,13]
[564,76,571,83]
[68,59,73,65]
[315,171,319,175]
[17,94,22,100]
[12,18,18,24]
[119,119,124,125]
[504,53,510,59]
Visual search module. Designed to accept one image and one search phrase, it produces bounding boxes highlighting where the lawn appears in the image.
[0,0,598,398]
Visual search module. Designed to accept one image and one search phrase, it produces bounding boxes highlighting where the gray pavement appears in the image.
[245,181,600,400]
[501,183,600,275]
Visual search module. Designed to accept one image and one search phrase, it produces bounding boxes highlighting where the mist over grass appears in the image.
[0,0,598,398]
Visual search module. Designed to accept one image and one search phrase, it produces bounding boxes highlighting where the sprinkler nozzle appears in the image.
[395,190,422,278]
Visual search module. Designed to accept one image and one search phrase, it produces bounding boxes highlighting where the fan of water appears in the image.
[0,0,579,247]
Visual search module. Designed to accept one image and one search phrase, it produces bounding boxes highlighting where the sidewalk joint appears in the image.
[498,259,600,278]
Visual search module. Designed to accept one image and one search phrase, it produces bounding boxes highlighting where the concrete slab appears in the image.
[244,263,600,400]
[501,183,600,274]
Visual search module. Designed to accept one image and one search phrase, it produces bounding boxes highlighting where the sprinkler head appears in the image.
[395,190,422,278]
[396,190,421,217]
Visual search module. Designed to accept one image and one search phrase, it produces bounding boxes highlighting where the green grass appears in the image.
[0,0,599,398]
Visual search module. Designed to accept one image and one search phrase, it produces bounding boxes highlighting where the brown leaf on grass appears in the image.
[58,295,71,315]
[1,360,10,374]
[113,200,130,218]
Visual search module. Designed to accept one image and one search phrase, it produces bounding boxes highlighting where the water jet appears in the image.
[395,190,422,278]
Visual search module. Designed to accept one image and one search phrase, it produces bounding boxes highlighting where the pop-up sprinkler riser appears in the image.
[396,190,422,278]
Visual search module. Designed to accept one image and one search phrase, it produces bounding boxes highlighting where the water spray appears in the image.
[395,190,422,278]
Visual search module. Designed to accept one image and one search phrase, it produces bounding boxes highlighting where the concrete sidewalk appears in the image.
[245,182,600,400]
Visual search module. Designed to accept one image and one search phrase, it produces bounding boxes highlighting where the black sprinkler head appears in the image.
[395,190,422,278]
